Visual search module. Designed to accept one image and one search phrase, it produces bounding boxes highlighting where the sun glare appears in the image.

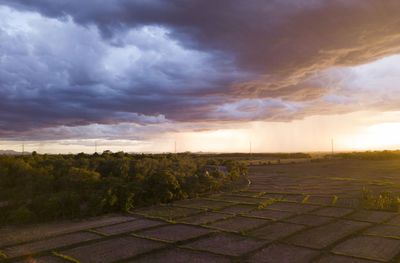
[340,122,400,150]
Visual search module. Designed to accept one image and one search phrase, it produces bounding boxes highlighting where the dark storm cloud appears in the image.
[2,1,400,139]
[5,0,400,75]
[0,12,235,137]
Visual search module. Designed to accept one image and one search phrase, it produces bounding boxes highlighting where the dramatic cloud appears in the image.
[1,0,400,142]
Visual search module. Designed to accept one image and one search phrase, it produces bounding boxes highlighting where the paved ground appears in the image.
[2,161,400,263]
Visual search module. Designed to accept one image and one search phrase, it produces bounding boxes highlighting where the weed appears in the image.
[361,187,400,211]
[301,195,310,203]
[257,198,276,209]
[0,251,7,260]
[332,195,338,205]
[52,252,80,263]
[253,192,266,198]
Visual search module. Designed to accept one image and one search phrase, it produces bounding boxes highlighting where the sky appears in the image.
[1,0,400,153]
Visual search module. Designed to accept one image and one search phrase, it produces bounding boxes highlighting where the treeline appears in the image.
[199,152,311,159]
[329,150,400,160]
[0,152,247,225]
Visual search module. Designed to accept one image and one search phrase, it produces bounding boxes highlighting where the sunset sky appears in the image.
[1,1,400,153]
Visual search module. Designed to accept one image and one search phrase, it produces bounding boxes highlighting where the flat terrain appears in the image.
[2,159,400,263]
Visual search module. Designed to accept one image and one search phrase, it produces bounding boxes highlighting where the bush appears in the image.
[0,153,248,225]
[8,206,36,224]
[361,187,400,211]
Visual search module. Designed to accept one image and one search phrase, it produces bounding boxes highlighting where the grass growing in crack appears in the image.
[253,192,266,198]
[0,251,7,260]
[361,187,400,211]
[52,251,80,263]
[257,198,276,209]
[301,195,310,204]
[332,195,338,205]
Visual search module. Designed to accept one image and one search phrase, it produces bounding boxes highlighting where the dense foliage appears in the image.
[0,152,247,224]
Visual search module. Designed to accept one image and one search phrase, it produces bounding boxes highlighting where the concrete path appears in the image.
[2,161,400,263]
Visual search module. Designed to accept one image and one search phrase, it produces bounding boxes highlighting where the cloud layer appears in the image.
[1,1,400,140]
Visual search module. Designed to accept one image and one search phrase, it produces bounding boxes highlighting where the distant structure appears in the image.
[331,138,334,155]
[95,141,98,153]
[204,165,229,176]
[22,143,24,155]
[174,140,177,154]
[249,141,252,155]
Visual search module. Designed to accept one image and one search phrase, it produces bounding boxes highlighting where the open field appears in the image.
[249,159,400,195]
[2,159,400,262]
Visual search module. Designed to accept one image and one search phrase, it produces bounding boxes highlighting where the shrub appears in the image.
[8,206,36,224]
[361,187,400,211]
[0,153,248,225]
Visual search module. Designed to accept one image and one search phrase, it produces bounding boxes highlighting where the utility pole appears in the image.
[22,143,24,155]
[331,138,334,156]
[95,141,98,153]
[174,141,177,154]
[249,141,252,155]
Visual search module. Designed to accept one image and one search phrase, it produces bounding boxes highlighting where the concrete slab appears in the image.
[4,232,101,258]
[14,255,70,263]
[61,236,165,263]
[134,206,202,219]
[133,248,231,263]
[282,194,306,202]
[95,219,165,235]
[136,224,212,242]
[364,224,400,238]
[173,199,230,210]
[347,210,395,223]
[261,194,284,200]
[217,204,257,214]
[310,207,354,218]
[384,214,400,226]
[213,195,266,204]
[316,254,380,263]
[184,232,269,256]
[0,215,135,247]
[265,202,320,213]
[306,196,334,205]
[249,243,319,263]
[334,199,360,208]
[332,236,400,262]
[177,212,230,225]
[284,214,333,226]
[287,220,370,249]
[248,222,305,240]
[247,209,295,220]
[208,216,270,232]
[234,190,263,197]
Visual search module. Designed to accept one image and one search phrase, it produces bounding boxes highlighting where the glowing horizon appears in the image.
[2,111,400,154]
